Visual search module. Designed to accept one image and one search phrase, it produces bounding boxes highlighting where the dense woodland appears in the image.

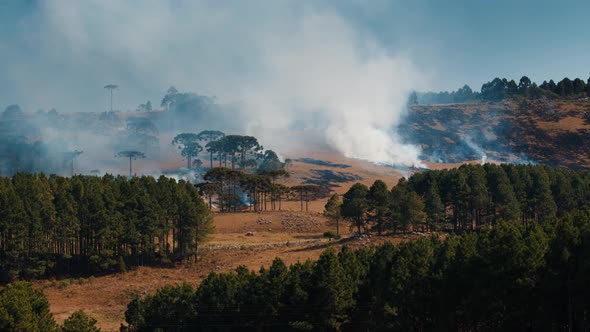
[0,174,213,282]
[119,163,590,331]
[332,164,590,235]
[0,129,308,282]
[124,216,590,331]
[416,75,590,104]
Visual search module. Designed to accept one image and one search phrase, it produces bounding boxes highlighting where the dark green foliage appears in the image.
[172,133,202,170]
[424,179,444,229]
[259,150,285,171]
[125,213,590,331]
[324,193,342,235]
[419,75,588,104]
[0,281,57,331]
[338,164,590,235]
[0,174,213,282]
[196,130,225,168]
[203,135,270,171]
[341,183,369,234]
[480,76,588,101]
[368,180,391,235]
[417,84,479,104]
[61,310,100,332]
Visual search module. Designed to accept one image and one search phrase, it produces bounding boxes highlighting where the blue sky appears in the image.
[0,0,589,112]
[331,0,590,90]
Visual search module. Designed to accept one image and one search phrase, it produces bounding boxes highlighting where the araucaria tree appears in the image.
[172,133,202,169]
[116,150,145,177]
[104,84,118,111]
[197,130,225,168]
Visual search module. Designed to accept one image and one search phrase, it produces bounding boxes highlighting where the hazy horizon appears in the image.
[1,0,589,113]
[0,0,589,170]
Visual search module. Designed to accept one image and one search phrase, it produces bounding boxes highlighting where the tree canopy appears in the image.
[0,174,213,281]
[124,209,590,330]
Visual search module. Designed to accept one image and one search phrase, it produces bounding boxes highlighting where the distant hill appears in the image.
[401,98,590,168]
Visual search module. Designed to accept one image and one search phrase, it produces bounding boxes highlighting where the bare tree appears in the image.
[116,150,145,177]
[104,84,118,111]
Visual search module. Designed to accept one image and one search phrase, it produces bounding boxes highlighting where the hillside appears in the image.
[10,98,590,331]
[403,98,590,168]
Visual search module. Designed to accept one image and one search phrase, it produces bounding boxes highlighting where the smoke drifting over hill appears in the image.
[0,0,426,170]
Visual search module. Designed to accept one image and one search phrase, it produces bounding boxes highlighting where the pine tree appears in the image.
[486,164,520,222]
[530,167,557,223]
[324,193,343,236]
[368,180,392,235]
[341,183,369,235]
[0,282,57,331]
[61,310,101,332]
[425,179,444,231]
[309,248,354,330]
[466,165,490,230]
[404,191,427,232]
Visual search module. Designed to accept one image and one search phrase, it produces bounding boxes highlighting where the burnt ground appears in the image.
[402,98,590,168]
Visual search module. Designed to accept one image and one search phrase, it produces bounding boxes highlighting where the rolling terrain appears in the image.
[403,98,590,168]
[25,97,590,330]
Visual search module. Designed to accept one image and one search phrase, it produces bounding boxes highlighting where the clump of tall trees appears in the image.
[417,75,590,104]
[172,131,285,172]
[416,84,480,104]
[124,206,590,331]
[180,132,321,213]
[332,164,590,235]
[200,167,319,213]
[0,173,213,282]
[480,76,590,101]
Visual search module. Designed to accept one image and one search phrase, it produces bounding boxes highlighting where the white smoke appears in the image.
[4,0,426,167]
[463,136,488,165]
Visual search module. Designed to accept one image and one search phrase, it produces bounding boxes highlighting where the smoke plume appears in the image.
[1,1,426,170]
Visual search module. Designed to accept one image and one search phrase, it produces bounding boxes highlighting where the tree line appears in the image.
[0,173,213,282]
[328,163,590,236]
[415,84,480,104]
[123,209,590,331]
[416,75,590,104]
[199,167,321,213]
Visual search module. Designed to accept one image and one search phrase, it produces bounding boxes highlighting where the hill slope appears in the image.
[403,98,590,168]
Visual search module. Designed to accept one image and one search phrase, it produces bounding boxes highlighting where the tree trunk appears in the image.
[129,157,133,177]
